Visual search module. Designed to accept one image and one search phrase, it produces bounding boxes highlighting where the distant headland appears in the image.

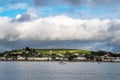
[0,47,120,62]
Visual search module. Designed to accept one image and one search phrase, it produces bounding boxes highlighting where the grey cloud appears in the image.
[32,0,120,7]
[90,0,120,5]
[0,0,120,7]
[32,0,61,7]
[63,0,83,6]
[10,0,29,4]
[0,40,112,52]
[10,0,20,4]
[12,14,37,22]
[12,14,32,22]
[32,0,50,7]
[12,0,29,3]
[32,0,82,7]
[108,20,120,32]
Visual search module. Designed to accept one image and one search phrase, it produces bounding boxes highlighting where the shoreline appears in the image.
[0,60,120,63]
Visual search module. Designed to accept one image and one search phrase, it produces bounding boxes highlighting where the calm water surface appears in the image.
[0,62,120,80]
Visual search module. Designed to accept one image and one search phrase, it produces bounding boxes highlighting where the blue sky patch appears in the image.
[0,9,27,18]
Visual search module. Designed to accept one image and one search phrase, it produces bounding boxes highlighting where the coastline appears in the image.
[0,60,120,63]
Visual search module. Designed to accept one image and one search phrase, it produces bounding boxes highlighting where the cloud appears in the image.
[1,0,120,52]
[89,0,120,6]
[32,0,84,7]
[0,7,4,13]
[10,0,24,4]
[32,0,50,7]
[63,0,83,6]
[16,16,110,41]
[12,14,35,22]
[31,0,87,7]
[31,0,120,7]
[0,0,28,9]
[0,0,120,19]
[7,3,28,9]
[30,0,120,19]
[1,15,120,52]
[0,17,19,41]
[12,7,37,22]
[32,0,62,7]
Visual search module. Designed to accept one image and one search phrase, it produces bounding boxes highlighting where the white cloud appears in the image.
[0,15,116,41]
[16,15,111,41]
[1,15,120,51]
[0,17,19,41]
[27,7,38,18]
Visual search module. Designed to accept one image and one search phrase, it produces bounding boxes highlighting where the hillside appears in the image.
[0,47,120,62]
[35,49,91,55]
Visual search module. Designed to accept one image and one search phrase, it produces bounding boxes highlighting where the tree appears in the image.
[64,51,74,61]
[25,47,30,51]
[51,53,56,61]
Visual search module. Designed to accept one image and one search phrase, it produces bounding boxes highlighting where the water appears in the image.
[0,62,120,80]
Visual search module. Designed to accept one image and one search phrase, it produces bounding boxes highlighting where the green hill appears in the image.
[36,49,91,55]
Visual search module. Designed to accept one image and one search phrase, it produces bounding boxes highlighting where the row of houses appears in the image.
[0,52,86,61]
[0,51,120,62]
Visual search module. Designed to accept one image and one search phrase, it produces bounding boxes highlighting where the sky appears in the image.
[0,0,120,52]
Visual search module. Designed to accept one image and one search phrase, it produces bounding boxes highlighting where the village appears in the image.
[0,47,120,62]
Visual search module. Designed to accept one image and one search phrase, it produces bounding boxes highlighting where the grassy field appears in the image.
[36,49,91,55]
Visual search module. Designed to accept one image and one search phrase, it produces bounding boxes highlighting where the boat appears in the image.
[59,61,66,65]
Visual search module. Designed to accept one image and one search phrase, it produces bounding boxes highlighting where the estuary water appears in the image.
[0,62,120,80]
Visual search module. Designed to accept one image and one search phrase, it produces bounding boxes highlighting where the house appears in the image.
[55,54,64,61]
[73,54,86,61]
